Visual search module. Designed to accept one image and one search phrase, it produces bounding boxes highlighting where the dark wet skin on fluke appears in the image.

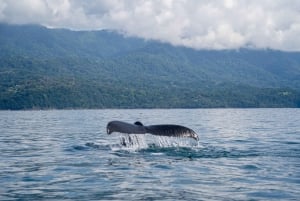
[106,121,199,141]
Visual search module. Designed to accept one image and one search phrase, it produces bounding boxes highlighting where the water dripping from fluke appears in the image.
[111,134,200,151]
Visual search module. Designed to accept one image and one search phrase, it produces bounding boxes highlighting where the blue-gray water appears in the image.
[0,109,299,200]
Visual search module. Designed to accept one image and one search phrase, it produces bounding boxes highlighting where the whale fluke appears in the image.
[106,121,199,141]
[106,121,146,134]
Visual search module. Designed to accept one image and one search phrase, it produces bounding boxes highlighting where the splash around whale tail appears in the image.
[106,121,199,141]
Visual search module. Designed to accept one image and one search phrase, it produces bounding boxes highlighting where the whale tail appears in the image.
[106,121,199,141]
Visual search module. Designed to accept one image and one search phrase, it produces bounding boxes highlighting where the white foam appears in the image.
[113,134,200,151]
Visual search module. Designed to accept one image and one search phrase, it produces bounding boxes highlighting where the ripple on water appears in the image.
[240,164,260,170]
[1,109,299,200]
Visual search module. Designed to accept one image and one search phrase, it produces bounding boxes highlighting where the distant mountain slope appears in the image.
[0,23,299,109]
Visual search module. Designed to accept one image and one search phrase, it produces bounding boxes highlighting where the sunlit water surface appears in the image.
[0,109,299,200]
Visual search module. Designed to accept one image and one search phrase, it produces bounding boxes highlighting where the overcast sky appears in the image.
[1,0,300,51]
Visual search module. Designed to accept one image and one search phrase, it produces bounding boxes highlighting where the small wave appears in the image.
[240,164,260,170]
[141,145,260,159]
[104,134,265,159]
[66,143,111,152]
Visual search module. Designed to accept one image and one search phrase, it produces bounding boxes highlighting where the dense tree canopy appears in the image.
[0,24,300,109]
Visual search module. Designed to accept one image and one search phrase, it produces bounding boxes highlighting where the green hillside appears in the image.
[0,23,299,109]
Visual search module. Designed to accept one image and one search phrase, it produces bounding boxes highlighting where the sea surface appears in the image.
[0,109,299,200]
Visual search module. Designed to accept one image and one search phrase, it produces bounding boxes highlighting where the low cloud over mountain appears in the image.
[1,0,300,51]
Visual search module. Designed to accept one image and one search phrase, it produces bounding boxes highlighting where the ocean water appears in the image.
[0,109,299,200]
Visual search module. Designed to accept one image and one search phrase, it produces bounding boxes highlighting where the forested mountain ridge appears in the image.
[0,23,300,109]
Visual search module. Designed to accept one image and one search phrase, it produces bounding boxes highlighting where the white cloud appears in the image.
[1,0,300,51]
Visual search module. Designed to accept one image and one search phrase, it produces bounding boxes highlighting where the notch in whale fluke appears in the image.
[106,120,199,141]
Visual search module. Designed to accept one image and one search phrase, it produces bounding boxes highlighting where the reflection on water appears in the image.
[0,109,299,200]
